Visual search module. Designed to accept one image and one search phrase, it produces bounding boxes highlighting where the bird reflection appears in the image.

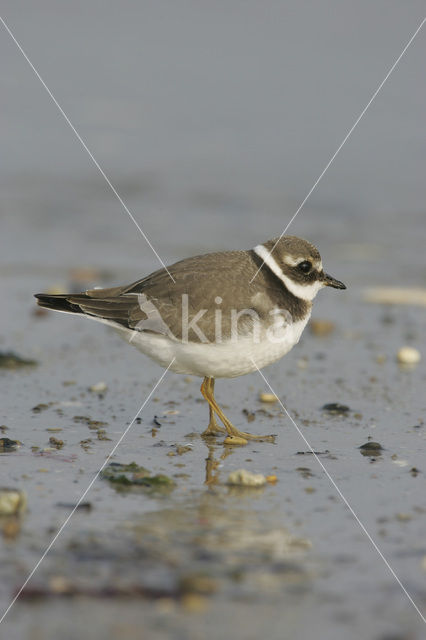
[204,442,234,485]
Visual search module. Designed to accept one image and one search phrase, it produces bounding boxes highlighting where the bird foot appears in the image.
[201,422,227,437]
[224,425,276,443]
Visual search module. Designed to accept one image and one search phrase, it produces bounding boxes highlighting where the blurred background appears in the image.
[1,3,426,640]
[1,0,425,279]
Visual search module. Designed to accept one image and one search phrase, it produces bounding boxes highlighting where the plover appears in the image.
[35,236,345,443]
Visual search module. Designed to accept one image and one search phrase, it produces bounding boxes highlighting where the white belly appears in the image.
[117,314,310,378]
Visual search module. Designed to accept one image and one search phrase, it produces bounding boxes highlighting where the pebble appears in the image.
[266,475,278,484]
[0,488,27,515]
[227,469,267,487]
[359,441,383,451]
[309,319,335,337]
[88,381,108,393]
[364,286,426,306]
[49,437,64,450]
[223,436,248,446]
[175,445,192,455]
[32,403,52,413]
[0,351,38,369]
[0,438,21,452]
[397,347,421,365]
[395,513,412,522]
[359,442,383,457]
[322,403,350,415]
[259,392,278,403]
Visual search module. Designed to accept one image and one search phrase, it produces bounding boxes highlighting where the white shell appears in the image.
[397,347,421,365]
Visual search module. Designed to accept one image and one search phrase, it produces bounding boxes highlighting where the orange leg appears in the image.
[200,377,275,443]
[201,378,226,436]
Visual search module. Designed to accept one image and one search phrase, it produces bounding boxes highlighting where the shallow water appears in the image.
[1,2,426,639]
[1,244,426,639]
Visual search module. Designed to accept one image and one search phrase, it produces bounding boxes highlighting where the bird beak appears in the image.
[323,273,346,289]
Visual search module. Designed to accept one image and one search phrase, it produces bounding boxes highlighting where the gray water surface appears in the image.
[1,3,426,639]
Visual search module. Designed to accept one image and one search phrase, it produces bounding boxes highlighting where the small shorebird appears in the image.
[35,236,345,444]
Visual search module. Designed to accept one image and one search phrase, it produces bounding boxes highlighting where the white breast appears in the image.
[118,312,311,378]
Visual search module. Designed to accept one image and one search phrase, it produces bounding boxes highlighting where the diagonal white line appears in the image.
[251,358,426,625]
[0,358,175,624]
[0,15,175,284]
[250,16,426,283]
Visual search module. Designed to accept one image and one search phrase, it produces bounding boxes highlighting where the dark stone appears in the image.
[322,403,350,415]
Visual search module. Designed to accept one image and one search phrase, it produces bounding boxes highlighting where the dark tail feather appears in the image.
[34,293,84,314]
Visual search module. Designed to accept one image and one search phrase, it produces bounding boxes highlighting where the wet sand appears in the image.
[1,214,426,640]
[1,3,426,638]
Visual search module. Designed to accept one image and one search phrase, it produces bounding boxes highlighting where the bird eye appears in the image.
[297,260,312,274]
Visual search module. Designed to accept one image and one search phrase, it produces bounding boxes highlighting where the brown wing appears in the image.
[36,249,289,342]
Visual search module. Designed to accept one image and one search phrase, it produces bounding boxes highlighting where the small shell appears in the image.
[397,347,421,365]
[0,488,27,515]
[227,469,267,486]
[259,392,278,403]
[266,475,278,484]
[89,381,108,392]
